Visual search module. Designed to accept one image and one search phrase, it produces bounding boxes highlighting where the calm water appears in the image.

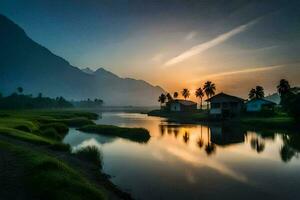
[63,112,300,200]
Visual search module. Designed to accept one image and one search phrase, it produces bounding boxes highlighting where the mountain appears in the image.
[0,14,165,106]
[81,67,95,74]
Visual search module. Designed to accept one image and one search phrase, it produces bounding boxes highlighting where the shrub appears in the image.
[39,123,69,135]
[49,143,71,152]
[41,128,61,140]
[74,146,102,168]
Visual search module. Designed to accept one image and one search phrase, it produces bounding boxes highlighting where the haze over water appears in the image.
[63,112,300,200]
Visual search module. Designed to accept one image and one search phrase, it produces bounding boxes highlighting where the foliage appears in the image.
[181,88,190,99]
[166,93,173,102]
[74,146,103,168]
[72,98,103,108]
[203,81,216,98]
[79,124,150,143]
[158,93,167,106]
[248,85,264,100]
[195,87,204,109]
[173,92,178,98]
[0,93,73,109]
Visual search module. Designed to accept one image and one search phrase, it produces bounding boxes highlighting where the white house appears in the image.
[246,99,276,112]
[166,99,197,112]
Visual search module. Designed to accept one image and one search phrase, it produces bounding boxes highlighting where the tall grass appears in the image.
[74,146,103,168]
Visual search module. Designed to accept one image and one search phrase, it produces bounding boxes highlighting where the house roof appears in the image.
[246,98,277,105]
[205,92,245,102]
[167,99,197,106]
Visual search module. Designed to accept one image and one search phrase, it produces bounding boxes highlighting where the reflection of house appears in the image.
[166,99,197,112]
[206,93,245,118]
[210,126,245,146]
[246,99,276,112]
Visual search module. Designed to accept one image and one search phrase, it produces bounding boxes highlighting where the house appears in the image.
[246,98,276,112]
[206,93,245,118]
[166,99,197,112]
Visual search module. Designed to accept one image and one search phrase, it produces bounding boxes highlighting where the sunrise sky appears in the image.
[1,0,299,99]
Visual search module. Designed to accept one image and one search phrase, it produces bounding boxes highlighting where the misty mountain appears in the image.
[0,14,165,106]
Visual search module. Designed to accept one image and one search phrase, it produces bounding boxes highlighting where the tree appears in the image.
[277,79,291,96]
[195,87,204,109]
[38,93,43,98]
[158,93,166,107]
[17,87,23,94]
[248,88,256,100]
[203,81,216,99]
[181,88,190,100]
[173,92,178,98]
[248,86,264,100]
[166,93,173,102]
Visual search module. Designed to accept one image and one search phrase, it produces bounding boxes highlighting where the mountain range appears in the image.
[0,14,165,106]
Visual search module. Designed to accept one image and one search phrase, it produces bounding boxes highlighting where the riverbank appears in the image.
[148,109,298,131]
[0,110,132,200]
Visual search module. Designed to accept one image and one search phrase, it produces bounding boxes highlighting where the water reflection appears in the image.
[63,112,300,200]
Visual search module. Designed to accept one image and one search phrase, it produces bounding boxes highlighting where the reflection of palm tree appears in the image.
[197,125,204,149]
[280,145,295,162]
[167,127,172,134]
[250,138,265,153]
[205,128,216,155]
[205,143,216,155]
[159,124,165,136]
[183,131,189,143]
[173,128,179,138]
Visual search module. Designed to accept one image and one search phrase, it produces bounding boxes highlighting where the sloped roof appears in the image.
[205,92,245,102]
[246,98,277,105]
[168,99,197,106]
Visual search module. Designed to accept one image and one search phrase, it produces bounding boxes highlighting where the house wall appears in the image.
[170,103,181,111]
[246,101,262,112]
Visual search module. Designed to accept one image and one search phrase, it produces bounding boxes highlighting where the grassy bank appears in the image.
[79,124,150,143]
[0,109,131,200]
[0,140,106,200]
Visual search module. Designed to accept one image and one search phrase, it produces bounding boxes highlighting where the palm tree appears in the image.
[255,86,264,99]
[277,79,290,96]
[17,87,23,94]
[173,92,178,99]
[158,93,167,107]
[248,88,256,100]
[248,86,264,100]
[166,93,173,102]
[181,88,190,100]
[203,81,216,99]
[195,87,204,109]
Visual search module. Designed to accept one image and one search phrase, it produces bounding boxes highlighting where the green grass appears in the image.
[79,124,150,143]
[74,146,103,168]
[0,141,106,200]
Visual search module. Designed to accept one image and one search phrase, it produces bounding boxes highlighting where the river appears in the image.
[63,112,300,200]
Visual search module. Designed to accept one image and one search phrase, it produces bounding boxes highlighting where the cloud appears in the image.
[184,31,197,41]
[151,53,164,63]
[189,64,285,83]
[164,19,259,67]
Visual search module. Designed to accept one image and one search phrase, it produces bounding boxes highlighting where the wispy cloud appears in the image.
[189,64,285,83]
[184,31,197,41]
[164,19,259,67]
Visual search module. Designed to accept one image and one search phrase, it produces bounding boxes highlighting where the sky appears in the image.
[1,0,300,100]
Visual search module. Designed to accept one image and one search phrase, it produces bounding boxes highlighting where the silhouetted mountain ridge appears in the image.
[0,14,165,106]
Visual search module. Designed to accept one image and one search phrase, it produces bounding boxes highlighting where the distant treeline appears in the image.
[71,98,103,108]
[0,87,103,109]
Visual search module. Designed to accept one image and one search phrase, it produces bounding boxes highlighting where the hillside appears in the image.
[0,14,165,106]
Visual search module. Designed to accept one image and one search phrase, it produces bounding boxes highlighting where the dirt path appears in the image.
[0,135,132,200]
